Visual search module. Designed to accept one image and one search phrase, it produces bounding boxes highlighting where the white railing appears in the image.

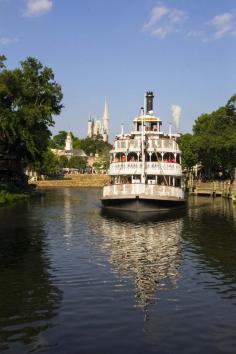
[114,140,141,151]
[147,139,180,152]
[109,162,182,176]
[103,184,184,199]
[114,138,180,152]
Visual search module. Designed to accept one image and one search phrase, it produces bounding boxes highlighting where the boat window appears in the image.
[147,175,156,184]
[150,152,161,162]
[175,178,181,187]
[127,152,138,162]
[132,175,141,184]
[114,153,126,162]
[163,153,175,163]
[151,123,158,131]
[158,176,168,186]
[120,176,132,184]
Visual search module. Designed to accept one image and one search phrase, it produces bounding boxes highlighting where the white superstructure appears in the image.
[102,92,185,207]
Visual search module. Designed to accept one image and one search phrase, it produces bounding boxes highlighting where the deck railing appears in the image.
[103,184,184,199]
[109,162,182,176]
[113,139,180,152]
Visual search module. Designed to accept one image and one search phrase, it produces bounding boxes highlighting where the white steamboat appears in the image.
[101,92,186,213]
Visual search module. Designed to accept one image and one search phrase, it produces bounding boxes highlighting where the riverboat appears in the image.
[101,92,186,213]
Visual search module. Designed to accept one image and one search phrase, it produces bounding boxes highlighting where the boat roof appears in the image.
[133,114,161,122]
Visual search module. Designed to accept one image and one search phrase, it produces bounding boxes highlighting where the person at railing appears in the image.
[129,156,137,162]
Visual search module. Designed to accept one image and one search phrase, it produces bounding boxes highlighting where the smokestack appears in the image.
[145,91,154,114]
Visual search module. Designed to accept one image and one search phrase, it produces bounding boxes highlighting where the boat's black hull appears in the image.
[101,197,186,213]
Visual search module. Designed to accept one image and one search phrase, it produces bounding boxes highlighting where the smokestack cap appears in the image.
[145,91,155,113]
